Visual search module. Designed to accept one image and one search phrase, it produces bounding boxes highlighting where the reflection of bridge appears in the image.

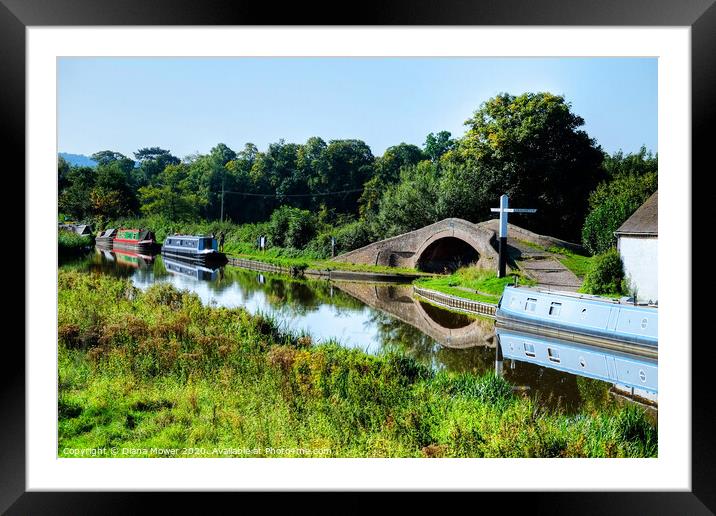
[333,282,495,349]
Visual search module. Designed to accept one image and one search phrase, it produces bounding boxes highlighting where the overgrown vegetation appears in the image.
[58,230,93,256]
[580,248,625,296]
[58,270,656,457]
[581,147,658,255]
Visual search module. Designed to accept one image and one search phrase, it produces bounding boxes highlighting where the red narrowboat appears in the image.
[113,228,157,254]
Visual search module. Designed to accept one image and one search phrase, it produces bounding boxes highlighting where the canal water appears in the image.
[61,249,649,414]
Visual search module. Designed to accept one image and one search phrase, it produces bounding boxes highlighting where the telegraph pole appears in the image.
[220,173,225,223]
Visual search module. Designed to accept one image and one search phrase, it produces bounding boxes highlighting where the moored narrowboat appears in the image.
[96,228,117,249]
[113,228,157,254]
[496,286,657,358]
[161,234,226,264]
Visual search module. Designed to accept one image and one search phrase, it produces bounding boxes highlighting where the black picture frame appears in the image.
[4,0,710,513]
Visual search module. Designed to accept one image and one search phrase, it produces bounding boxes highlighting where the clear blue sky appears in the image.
[58,57,657,159]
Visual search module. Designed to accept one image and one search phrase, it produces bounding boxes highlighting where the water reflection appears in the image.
[496,327,657,404]
[61,250,638,413]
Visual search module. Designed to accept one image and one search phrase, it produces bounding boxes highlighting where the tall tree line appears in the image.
[58,92,656,245]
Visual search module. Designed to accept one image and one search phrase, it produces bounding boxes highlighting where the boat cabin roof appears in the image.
[503,285,657,309]
[167,234,214,239]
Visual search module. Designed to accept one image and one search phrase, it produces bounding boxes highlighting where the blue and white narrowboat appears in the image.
[161,235,226,264]
[496,286,657,358]
[162,256,220,281]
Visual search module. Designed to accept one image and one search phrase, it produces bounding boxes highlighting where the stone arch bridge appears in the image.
[332,218,498,272]
[332,217,584,274]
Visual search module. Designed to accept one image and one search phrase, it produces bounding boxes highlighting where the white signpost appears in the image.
[490,194,537,278]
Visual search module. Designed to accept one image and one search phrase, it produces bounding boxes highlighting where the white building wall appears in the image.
[617,236,658,303]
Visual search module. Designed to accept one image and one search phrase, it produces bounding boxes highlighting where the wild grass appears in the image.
[58,230,93,255]
[58,270,656,458]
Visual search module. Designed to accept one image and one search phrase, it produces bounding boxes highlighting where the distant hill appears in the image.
[59,153,97,168]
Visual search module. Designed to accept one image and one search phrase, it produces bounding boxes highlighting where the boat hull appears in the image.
[496,286,657,356]
[113,240,157,254]
[161,247,227,265]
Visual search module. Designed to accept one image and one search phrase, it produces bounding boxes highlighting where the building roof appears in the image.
[615,191,658,236]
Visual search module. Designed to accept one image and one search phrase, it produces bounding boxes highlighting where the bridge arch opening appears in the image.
[418,300,474,329]
[416,236,480,273]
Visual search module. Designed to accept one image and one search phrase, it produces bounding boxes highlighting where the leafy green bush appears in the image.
[307,220,374,258]
[267,206,317,249]
[581,169,657,255]
[581,248,624,295]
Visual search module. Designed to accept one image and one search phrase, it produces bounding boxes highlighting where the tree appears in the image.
[59,166,95,219]
[91,150,133,168]
[370,161,442,238]
[58,156,71,192]
[134,147,180,184]
[374,143,426,184]
[581,150,658,255]
[602,146,657,178]
[138,163,204,220]
[90,160,138,218]
[424,131,455,162]
[209,143,237,166]
[359,143,425,217]
[311,139,375,214]
[445,92,605,241]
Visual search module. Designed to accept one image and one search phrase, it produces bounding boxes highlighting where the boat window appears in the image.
[641,318,648,329]
[580,308,587,319]
[525,298,537,312]
[547,348,561,363]
[549,302,562,317]
[523,342,536,357]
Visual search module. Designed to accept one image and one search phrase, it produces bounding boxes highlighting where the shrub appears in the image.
[581,248,624,295]
[267,206,317,249]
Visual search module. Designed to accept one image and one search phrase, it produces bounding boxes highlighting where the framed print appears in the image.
[5,0,712,512]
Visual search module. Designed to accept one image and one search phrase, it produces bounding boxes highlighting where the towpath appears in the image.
[507,239,583,292]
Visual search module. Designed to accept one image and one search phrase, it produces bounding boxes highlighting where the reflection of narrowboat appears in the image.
[161,235,226,265]
[113,228,157,254]
[95,247,115,261]
[96,228,117,249]
[496,286,657,358]
[162,256,220,281]
[113,249,156,269]
[496,328,657,400]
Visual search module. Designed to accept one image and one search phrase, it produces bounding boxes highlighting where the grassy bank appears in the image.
[58,270,656,457]
[414,268,536,305]
[58,230,93,256]
[548,246,594,279]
